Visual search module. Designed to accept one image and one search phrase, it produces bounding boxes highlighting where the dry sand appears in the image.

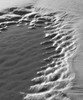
[0,0,83,100]
[0,24,50,100]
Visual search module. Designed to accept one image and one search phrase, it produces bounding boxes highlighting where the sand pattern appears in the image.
[22,11,78,100]
[0,4,81,100]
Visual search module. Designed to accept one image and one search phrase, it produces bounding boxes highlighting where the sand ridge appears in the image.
[0,3,82,100]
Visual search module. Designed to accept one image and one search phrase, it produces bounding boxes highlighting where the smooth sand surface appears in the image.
[35,0,83,16]
[0,24,51,100]
[0,0,36,11]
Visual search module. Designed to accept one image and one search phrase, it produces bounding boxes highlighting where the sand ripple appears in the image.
[0,4,81,100]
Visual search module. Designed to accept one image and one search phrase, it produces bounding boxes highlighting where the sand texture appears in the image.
[0,1,83,100]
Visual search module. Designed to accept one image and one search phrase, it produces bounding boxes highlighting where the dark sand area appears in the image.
[0,24,50,100]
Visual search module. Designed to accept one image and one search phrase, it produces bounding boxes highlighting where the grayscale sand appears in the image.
[0,0,83,100]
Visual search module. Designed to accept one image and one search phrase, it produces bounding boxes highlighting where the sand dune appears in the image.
[0,1,83,100]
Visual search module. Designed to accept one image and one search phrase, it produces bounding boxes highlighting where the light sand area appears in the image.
[35,0,83,16]
[63,21,83,100]
[0,0,36,11]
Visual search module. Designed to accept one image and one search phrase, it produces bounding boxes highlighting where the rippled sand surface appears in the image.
[0,1,83,100]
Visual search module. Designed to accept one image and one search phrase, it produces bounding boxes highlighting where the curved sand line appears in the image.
[0,2,82,100]
[18,7,80,100]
